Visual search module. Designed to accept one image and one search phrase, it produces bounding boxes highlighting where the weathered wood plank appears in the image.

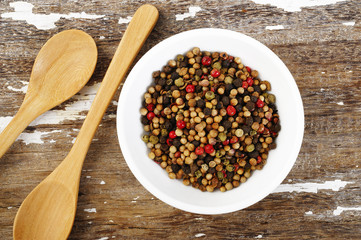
[1,0,360,239]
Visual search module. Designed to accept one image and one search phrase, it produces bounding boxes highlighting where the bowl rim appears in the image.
[116,28,304,214]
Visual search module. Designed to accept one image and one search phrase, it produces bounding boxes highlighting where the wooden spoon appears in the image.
[0,29,97,158]
[13,4,158,240]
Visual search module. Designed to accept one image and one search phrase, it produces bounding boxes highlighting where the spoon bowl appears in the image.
[14,181,75,240]
[0,29,97,158]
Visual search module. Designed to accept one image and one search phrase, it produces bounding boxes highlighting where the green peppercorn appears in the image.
[212,61,222,70]
[224,76,233,84]
[205,91,215,100]
[246,144,255,152]
[175,78,184,87]
[250,130,257,136]
[161,129,168,136]
[218,132,227,142]
[226,165,235,172]
[149,135,159,144]
[142,135,149,143]
[176,54,184,62]
[195,170,202,178]
[268,94,276,103]
[217,171,224,180]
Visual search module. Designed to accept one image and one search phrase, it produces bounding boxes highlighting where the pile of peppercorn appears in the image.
[140,47,280,192]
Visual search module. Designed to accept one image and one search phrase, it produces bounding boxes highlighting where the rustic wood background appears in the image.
[0,0,360,239]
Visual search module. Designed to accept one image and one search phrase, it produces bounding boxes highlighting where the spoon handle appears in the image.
[0,99,43,158]
[67,5,158,167]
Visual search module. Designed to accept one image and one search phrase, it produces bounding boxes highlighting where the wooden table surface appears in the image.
[0,0,360,239]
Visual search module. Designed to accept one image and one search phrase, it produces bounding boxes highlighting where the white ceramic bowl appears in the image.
[116,28,304,215]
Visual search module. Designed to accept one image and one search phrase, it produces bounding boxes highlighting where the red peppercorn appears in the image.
[166,138,172,146]
[246,77,254,86]
[201,74,208,79]
[230,136,238,144]
[146,103,155,111]
[234,164,239,172]
[195,146,204,155]
[147,112,155,120]
[226,105,236,116]
[242,81,248,89]
[195,147,204,155]
[201,56,212,66]
[222,139,230,146]
[174,151,181,158]
[256,99,264,108]
[185,84,195,93]
[257,156,262,163]
[204,144,214,154]
[169,131,177,139]
[246,66,251,73]
[210,68,220,78]
[176,120,186,129]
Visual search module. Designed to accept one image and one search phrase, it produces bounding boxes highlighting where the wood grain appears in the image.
[1,0,360,239]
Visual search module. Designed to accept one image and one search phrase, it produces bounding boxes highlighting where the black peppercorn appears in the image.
[171,72,179,80]
[141,116,148,125]
[222,96,230,106]
[233,78,242,88]
[197,99,205,108]
[204,107,212,116]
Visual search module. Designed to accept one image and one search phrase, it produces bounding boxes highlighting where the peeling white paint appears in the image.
[100,180,106,185]
[135,215,142,218]
[273,180,353,194]
[84,208,97,213]
[118,16,132,24]
[88,221,92,224]
[98,237,109,240]
[109,220,114,223]
[7,206,13,209]
[17,129,62,145]
[305,211,313,215]
[321,72,326,74]
[112,101,118,106]
[0,116,14,132]
[1,1,105,30]
[99,36,105,40]
[7,84,28,93]
[255,235,263,239]
[333,206,361,216]
[86,175,91,179]
[250,0,345,12]
[133,196,140,200]
[195,233,206,238]
[320,88,325,92]
[104,201,107,204]
[342,21,355,26]
[176,6,202,21]
[195,217,204,220]
[337,101,344,105]
[265,25,284,30]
